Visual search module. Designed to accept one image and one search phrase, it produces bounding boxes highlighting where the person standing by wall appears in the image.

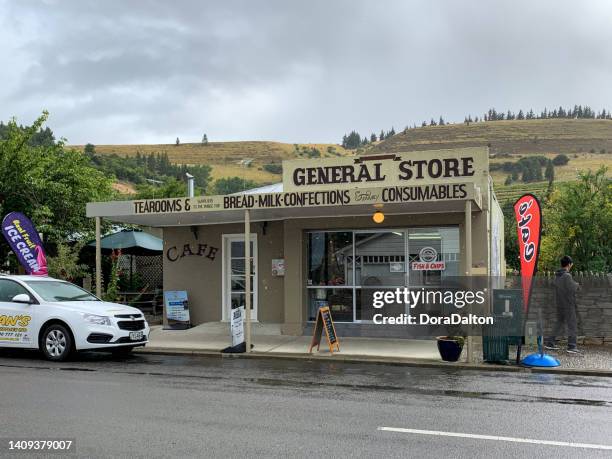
[545,256,581,353]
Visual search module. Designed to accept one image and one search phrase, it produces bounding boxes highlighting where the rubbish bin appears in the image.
[482,316,511,363]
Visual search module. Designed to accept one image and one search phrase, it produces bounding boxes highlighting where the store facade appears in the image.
[87,147,504,336]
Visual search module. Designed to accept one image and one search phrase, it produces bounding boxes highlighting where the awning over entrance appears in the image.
[86,183,483,227]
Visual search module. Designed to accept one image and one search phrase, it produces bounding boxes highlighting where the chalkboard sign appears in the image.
[308,306,340,354]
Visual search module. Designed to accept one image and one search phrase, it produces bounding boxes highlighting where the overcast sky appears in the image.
[1,0,611,145]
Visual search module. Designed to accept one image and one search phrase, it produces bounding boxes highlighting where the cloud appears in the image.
[1,0,611,144]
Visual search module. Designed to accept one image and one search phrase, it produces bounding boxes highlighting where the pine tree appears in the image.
[439,116,445,126]
[379,130,385,141]
[389,127,395,136]
[370,132,377,142]
[202,133,208,144]
[175,137,180,146]
[517,110,524,120]
[430,118,437,126]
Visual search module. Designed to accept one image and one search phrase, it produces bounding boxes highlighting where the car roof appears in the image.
[0,274,61,282]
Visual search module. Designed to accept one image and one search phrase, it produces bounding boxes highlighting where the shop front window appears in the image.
[307,231,352,286]
[306,227,459,322]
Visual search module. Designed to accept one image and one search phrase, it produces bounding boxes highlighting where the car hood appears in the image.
[46,301,144,317]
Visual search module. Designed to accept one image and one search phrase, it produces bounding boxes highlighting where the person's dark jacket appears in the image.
[554,268,579,310]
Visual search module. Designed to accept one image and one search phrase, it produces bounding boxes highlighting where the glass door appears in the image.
[223,234,257,321]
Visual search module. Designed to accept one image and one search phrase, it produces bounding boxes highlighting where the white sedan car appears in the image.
[0,275,150,361]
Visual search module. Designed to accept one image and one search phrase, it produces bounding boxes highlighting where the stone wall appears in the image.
[506,273,612,345]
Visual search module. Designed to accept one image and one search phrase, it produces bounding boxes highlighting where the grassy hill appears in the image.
[74,141,352,184]
[371,119,612,202]
[370,119,612,156]
[73,119,612,200]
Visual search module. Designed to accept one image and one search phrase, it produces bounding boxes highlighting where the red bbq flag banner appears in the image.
[513,194,542,313]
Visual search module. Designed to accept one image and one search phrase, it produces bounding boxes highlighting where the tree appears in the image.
[545,159,555,182]
[210,177,258,195]
[439,116,445,126]
[379,130,385,141]
[502,201,520,271]
[135,178,186,199]
[84,143,96,155]
[540,167,611,271]
[552,154,569,166]
[46,241,88,281]
[504,175,512,185]
[202,133,208,145]
[0,112,113,250]
[370,133,377,142]
[341,131,361,149]
[175,137,180,146]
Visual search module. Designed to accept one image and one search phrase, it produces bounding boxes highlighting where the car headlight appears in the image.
[81,313,111,326]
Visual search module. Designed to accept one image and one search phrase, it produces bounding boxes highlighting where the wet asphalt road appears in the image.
[0,350,611,458]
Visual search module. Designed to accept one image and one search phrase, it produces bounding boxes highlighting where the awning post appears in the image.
[464,200,473,363]
[95,217,102,298]
[244,209,251,353]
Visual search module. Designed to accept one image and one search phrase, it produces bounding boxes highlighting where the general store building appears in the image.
[87,147,504,336]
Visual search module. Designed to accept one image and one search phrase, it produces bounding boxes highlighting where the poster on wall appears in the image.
[163,290,191,330]
[271,259,285,276]
[1,212,48,275]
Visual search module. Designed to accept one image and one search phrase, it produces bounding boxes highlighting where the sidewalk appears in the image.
[142,323,441,360]
[139,323,612,376]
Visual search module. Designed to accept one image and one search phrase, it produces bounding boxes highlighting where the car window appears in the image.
[0,279,30,302]
[24,280,99,302]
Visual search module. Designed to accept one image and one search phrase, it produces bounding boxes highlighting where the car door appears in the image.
[0,279,38,348]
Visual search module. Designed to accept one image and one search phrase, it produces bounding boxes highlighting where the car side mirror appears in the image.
[12,293,33,304]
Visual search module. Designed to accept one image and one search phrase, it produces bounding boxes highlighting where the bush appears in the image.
[552,154,570,166]
[263,163,282,174]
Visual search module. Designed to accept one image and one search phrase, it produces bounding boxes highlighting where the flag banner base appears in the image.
[222,342,246,353]
[521,353,560,367]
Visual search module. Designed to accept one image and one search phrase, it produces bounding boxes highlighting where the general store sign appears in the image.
[282,147,488,192]
[128,182,479,216]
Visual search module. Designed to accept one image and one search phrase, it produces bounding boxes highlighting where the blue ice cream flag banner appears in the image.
[2,212,48,276]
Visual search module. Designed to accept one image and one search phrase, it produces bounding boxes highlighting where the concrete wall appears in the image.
[163,220,284,325]
[510,274,612,344]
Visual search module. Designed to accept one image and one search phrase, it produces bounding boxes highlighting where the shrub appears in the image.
[263,163,282,174]
[552,154,570,166]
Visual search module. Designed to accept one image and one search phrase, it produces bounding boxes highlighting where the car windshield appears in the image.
[24,280,100,302]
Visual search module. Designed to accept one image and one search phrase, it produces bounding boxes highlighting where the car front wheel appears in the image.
[41,324,73,361]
